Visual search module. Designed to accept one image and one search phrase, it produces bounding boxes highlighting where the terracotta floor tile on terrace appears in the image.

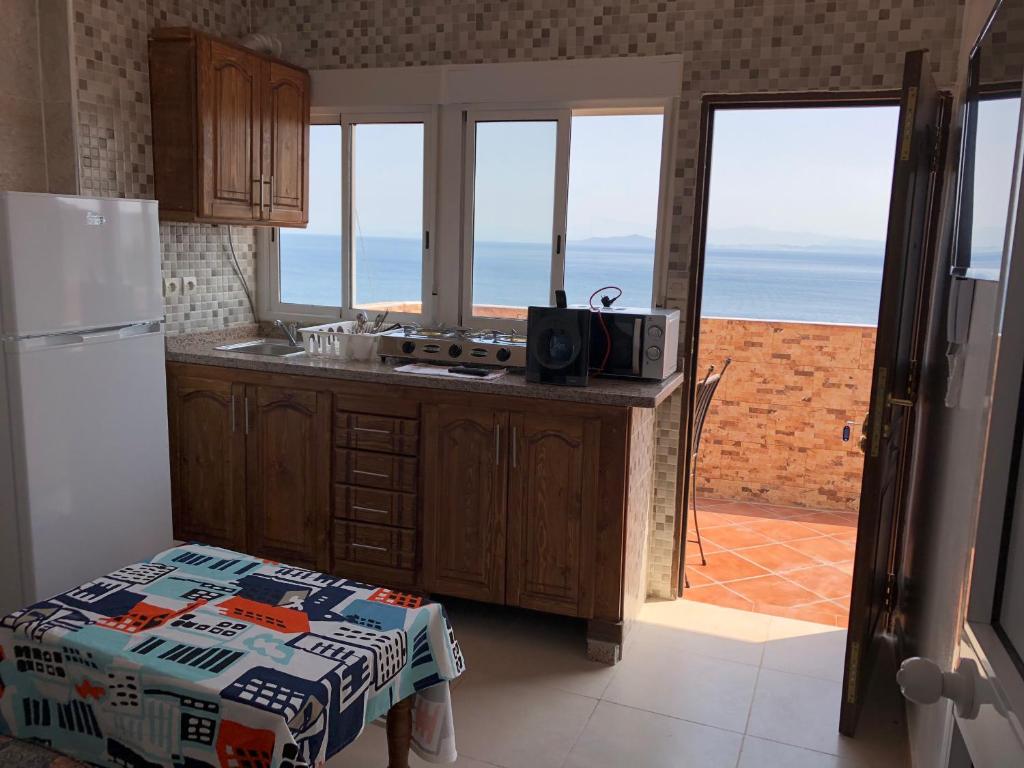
[685,497,857,628]
[790,511,859,536]
[681,583,754,612]
[725,575,822,608]
[783,565,854,601]
[741,518,821,543]
[785,536,857,565]
[697,551,771,582]
[702,524,777,550]
[733,543,820,573]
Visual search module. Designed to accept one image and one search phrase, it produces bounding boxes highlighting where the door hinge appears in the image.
[882,572,897,614]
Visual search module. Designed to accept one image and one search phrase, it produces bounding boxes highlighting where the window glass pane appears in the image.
[472,120,557,319]
[969,95,1021,277]
[564,113,664,307]
[279,125,342,306]
[352,122,424,313]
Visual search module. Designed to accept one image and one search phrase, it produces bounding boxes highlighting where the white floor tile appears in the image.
[738,736,860,767]
[761,616,847,682]
[564,701,742,768]
[602,630,760,732]
[636,598,770,667]
[450,675,598,768]
[327,722,500,767]
[746,669,906,766]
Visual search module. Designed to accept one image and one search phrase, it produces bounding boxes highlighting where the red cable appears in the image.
[588,286,622,373]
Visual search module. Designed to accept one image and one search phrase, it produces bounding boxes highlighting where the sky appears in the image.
[302,105,909,249]
[706,106,900,248]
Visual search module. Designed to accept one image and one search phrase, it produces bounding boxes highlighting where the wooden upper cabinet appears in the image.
[506,413,599,617]
[149,28,309,226]
[262,62,309,225]
[422,404,508,604]
[167,375,246,550]
[199,39,262,222]
[245,384,331,570]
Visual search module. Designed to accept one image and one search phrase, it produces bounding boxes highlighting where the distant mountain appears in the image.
[706,226,885,252]
[570,234,655,249]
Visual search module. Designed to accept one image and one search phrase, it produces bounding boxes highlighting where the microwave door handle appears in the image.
[631,318,642,376]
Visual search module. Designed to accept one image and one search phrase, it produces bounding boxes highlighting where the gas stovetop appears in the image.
[378,324,527,367]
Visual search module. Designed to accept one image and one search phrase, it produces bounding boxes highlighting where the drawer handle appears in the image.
[353,469,389,479]
[352,504,389,516]
[351,542,388,553]
[352,426,391,435]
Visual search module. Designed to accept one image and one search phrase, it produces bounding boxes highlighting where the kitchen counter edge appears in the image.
[165,330,686,409]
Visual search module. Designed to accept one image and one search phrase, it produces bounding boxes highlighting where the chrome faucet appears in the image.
[274,319,300,347]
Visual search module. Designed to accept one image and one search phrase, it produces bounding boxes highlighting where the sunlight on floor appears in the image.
[329,598,907,768]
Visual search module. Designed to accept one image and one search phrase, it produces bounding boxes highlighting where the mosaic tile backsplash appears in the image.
[248,0,964,599]
[68,0,966,595]
[73,0,257,335]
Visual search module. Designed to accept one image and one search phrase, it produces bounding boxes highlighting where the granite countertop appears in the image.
[165,326,686,408]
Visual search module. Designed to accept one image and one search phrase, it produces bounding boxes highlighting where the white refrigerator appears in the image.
[0,192,173,617]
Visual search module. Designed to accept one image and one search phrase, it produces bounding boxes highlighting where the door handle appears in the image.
[511,426,518,469]
[244,396,250,435]
[269,175,274,214]
[495,424,501,466]
[230,394,236,433]
[255,175,265,213]
[898,657,981,719]
[352,426,391,435]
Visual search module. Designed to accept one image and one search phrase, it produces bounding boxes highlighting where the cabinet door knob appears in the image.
[897,656,980,719]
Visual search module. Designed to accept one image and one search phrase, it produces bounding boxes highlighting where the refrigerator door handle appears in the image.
[8,322,163,352]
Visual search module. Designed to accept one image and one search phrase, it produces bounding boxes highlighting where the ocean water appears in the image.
[278,233,885,325]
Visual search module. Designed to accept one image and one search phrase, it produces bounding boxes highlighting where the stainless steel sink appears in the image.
[214,339,305,357]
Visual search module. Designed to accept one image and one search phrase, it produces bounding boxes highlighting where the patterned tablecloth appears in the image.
[0,544,466,767]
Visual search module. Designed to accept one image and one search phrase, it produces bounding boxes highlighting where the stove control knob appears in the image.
[646,346,662,361]
[648,325,663,338]
[496,348,511,363]
[401,341,416,354]
[449,344,463,358]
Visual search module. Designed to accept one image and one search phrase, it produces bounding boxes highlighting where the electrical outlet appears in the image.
[181,275,199,296]
[163,277,183,299]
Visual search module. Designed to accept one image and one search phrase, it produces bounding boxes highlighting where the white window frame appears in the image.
[260,107,438,324]
[460,107,571,328]
[259,57,682,330]
[455,101,675,331]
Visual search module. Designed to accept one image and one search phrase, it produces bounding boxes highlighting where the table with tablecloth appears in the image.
[0,543,465,767]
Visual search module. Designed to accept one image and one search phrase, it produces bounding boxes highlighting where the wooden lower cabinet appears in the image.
[167,375,246,550]
[507,413,600,617]
[245,385,331,570]
[422,404,508,604]
[168,362,643,661]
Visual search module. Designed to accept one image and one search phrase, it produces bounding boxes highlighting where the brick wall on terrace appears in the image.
[695,318,875,513]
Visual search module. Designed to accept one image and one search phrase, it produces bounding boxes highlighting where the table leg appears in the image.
[386,695,414,768]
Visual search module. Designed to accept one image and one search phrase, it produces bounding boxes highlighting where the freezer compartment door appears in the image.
[2,324,173,610]
[0,193,163,337]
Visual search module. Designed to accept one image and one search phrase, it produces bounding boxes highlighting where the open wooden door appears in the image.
[840,50,949,735]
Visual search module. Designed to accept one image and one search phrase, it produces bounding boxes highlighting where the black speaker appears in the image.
[526,306,591,386]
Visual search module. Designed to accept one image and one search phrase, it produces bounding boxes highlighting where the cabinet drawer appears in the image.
[335,412,419,455]
[334,521,415,570]
[334,449,417,492]
[334,485,417,528]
